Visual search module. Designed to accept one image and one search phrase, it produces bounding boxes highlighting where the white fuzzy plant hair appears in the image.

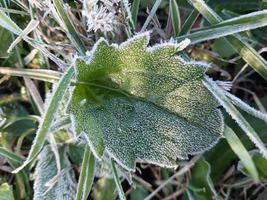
[82,0,123,34]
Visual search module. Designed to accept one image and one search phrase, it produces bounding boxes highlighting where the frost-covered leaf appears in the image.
[67,32,224,171]
[0,183,15,200]
[33,145,76,200]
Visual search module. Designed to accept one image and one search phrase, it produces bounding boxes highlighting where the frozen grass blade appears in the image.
[0,7,28,15]
[177,10,267,44]
[0,9,21,35]
[131,0,141,27]
[224,125,259,182]
[226,93,267,123]
[49,116,71,134]
[7,19,39,53]
[203,77,267,159]
[187,0,267,81]
[75,145,90,200]
[179,10,199,35]
[82,151,95,200]
[170,0,181,36]
[0,147,24,163]
[75,145,95,200]
[0,10,67,68]
[141,0,163,32]
[179,0,208,35]
[111,160,126,200]
[0,67,61,83]
[121,0,135,35]
[2,2,45,115]
[12,66,74,173]
[53,0,86,55]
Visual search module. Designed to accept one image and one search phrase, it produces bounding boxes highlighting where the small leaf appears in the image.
[67,32,224,171]
[0,183,15,200]
[33,145,76,200]
[188,157,218,200]
[92,178,116,200]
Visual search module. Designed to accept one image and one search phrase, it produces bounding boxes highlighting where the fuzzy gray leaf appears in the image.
[33,146,76,200]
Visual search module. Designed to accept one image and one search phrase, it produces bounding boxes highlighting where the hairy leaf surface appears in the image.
[67,32,224,171]
[33,146,76,200]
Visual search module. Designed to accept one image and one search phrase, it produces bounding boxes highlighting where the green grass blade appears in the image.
[0,147,24,163]
[141,0,163,32]
[203,77,267,159]
[0,9,22,34]
[215,10,267,27]
[0,67,61,83]
[226,93,267,123]
[224,125,259,182]
[0,7,28,15]
[225,36,267,80]
[187,0,267,81]
[12,66,74,173]
[179,0,210,35]
[121,0,135,35]
[53,0,86,55]
[75,145,95,200]
[111,160,126,200]
[179,9,199,35]
[75,146,89,200]
[82,151,95,200]
[131,0,141,27]
[177,10,267,44]
[187,0,220,24]
[170,0,181,36]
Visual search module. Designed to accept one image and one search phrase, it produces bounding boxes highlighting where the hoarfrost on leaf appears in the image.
[67,32,224,171]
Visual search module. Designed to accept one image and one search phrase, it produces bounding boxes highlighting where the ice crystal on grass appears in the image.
[67,32,224,171]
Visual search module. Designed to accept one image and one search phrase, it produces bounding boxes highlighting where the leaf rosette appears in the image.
[67,32,224,171]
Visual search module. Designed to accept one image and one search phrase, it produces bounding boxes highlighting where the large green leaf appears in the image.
[67,32,224,171]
